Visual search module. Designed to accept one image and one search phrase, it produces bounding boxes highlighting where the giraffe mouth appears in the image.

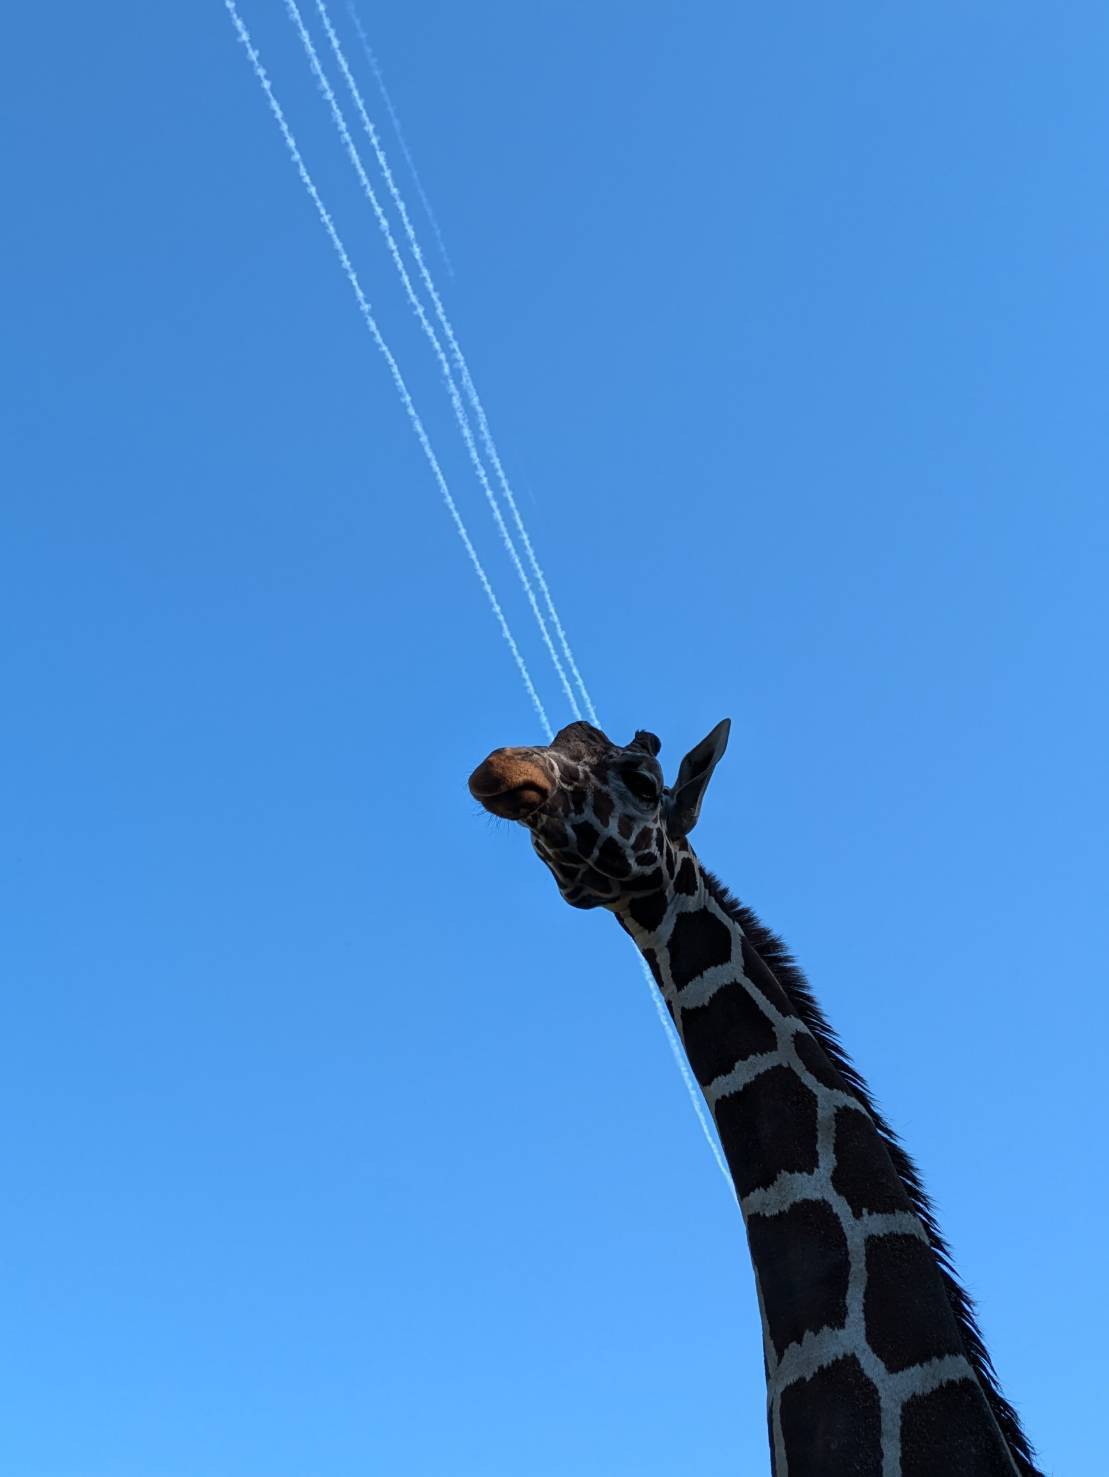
[481,782,548,820]
[468,751,553,821]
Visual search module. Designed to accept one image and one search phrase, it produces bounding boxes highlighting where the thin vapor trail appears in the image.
[223,0,552,740]
[224,0,732,1201]
[316,0,600,729]
[284,0,582,721]
[638,957,736,1198]
[343,0,453,277]
[305,0,728,1199]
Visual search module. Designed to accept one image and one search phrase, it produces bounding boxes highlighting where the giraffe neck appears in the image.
[616,855,1031,1477]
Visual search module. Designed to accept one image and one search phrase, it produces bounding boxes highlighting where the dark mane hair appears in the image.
[702,870,1041,1477]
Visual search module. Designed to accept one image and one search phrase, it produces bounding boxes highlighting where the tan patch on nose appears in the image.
[468,747,552,820]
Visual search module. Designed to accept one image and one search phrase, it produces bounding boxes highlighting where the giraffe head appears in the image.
[468,720,730,917]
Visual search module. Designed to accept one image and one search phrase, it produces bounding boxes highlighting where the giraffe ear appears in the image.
[666,719,731,837]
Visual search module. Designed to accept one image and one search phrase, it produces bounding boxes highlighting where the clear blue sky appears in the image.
[3,4,1105,1473]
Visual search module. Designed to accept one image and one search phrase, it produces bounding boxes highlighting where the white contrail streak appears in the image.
[314,2,730,1195]
[343,1,453,277]
[637,956,736,1198]
[283,0,582,722]
[223,0,552,739]
[315,0,600,729]
[224,0,731,1201]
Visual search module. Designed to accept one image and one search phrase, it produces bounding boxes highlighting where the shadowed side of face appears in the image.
[468,718,730,913]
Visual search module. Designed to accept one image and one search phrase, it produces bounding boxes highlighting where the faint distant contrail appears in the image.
[317,0,600,729]
[225,0,732,1204]
[344,1,453,278]
[310,1,730,1198]
[223,0,552,739]
[285,0,581,721]
[638,957,736,1198]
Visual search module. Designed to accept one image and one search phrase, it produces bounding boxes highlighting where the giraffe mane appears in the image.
[702,869,1043,1477]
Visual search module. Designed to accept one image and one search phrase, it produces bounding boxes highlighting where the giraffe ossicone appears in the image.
[468,719,1040,1477]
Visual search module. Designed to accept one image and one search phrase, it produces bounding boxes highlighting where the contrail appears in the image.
[284,0,582,722]
[224,0,732,1202]
[223,0,552,740]
[306,0,728,1198]
[315,0,600,729]
[637,956,736,1198]
[343,1,453,278]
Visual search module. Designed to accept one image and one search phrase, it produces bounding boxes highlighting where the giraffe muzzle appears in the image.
[468,749,553,821]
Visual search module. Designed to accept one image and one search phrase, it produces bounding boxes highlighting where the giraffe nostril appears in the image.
[468,760,505,799]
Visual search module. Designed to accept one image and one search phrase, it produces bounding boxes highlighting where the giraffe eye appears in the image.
[621,767,660,805]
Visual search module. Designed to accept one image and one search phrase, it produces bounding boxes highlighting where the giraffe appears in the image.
[468,719,1040,1477]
